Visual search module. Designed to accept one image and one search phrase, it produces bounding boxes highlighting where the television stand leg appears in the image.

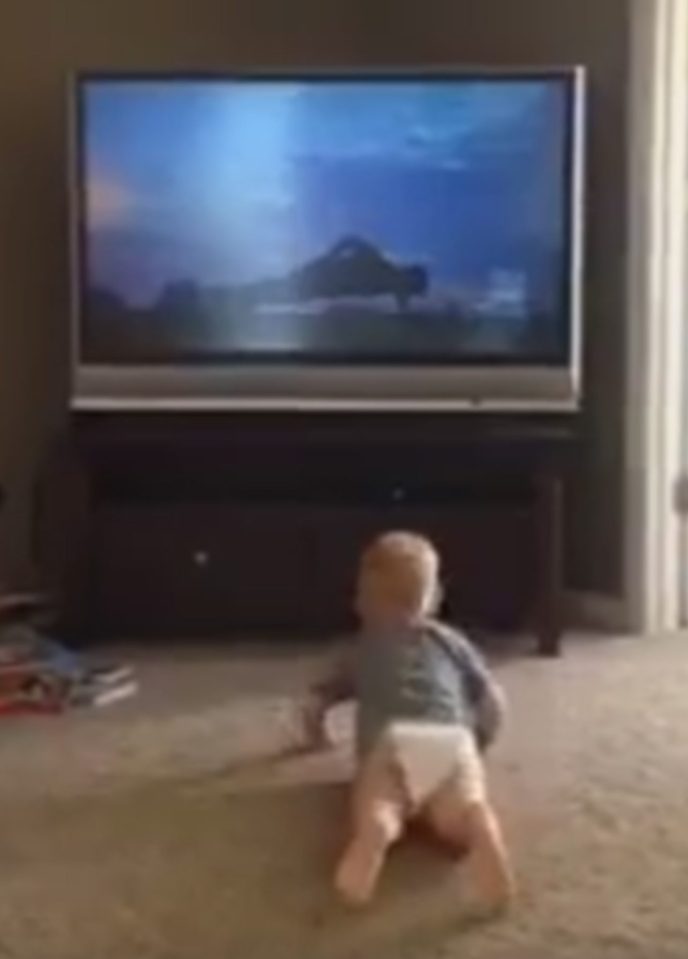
[535,472,564,657]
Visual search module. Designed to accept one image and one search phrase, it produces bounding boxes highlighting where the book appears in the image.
[69,678,138,708]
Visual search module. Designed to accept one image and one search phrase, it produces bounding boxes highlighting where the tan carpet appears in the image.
[0,634,687,959]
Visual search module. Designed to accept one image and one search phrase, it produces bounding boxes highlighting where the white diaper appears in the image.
[383,721,485,809]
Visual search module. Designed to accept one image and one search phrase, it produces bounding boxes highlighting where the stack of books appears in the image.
[0,641,137,716]
[69,663,138,708]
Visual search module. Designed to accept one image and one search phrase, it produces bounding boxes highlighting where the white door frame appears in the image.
[624,0,688,633]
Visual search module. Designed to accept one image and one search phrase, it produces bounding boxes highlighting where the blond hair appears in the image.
[356,531,440,623]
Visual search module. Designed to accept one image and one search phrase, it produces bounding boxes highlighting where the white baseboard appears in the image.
[563,591,630,633]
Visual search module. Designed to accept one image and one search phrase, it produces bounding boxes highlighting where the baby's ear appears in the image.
[431,582,444,614]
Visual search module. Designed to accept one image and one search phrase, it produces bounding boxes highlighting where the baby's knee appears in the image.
[462,799,502,840]
[358,802,403,847]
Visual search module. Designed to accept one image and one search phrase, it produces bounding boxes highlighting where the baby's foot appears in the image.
[456,864,514,922]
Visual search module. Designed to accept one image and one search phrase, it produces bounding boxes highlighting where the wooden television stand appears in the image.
[40,411,576,656]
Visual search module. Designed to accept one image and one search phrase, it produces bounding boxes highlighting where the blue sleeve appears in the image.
[432,625,506,750]
[440,630,492,704]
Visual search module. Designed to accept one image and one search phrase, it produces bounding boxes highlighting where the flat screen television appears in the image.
[70,69,586,411]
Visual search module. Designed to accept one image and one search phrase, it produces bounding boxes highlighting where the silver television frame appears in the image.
[69,67,586,413]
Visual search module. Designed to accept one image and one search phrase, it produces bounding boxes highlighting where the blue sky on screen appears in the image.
[84,79,566,307]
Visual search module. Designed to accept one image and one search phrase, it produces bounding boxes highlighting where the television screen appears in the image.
[75,73,582,377]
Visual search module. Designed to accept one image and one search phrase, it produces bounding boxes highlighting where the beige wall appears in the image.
[0,0,629,592]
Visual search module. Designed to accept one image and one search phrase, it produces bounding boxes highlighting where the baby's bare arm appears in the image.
[474,679,507,752]
[300,643,356,749]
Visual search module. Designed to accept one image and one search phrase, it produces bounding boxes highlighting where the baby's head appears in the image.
[355,531,441,627]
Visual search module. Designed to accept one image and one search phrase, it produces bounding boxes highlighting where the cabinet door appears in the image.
[305,507,384,629]
[303,504,537,633]
[92,504,309,636]
[214,506,309,630]
[93,505,204,636]
[388,505,537,629]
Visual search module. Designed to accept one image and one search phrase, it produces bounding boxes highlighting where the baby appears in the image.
[302,531,514,912]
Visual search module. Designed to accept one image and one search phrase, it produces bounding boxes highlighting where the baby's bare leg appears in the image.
[422,776,471,855]
[334,744,405,906]
[334,796,403,906]
[462,800,514,909]
[423,780,514,912]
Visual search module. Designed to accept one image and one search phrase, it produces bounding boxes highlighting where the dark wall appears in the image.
[0,0,629,592]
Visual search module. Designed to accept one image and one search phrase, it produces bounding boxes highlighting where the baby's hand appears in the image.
[298,692,332,752]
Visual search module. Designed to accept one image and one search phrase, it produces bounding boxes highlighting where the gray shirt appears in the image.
[313,619,505,758]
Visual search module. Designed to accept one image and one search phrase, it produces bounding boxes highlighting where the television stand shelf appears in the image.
[38,411,575,656]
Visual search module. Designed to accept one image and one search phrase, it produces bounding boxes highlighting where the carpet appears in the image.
[0,634,686,959]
